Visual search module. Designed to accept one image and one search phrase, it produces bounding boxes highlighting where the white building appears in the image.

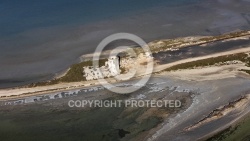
[107,56,120,76]
[83,56,120,81]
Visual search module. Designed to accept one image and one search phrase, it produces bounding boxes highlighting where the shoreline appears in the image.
[6,30,250,88]
[198,98,250,141]
[1,44,250,140]
[1,30,250,100]
[1,46,250,100]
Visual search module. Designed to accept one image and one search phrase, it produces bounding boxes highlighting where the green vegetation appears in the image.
[206,115,250,141]
[160,53,250,73]
[200,31,250,42]
[135,30,250,54]
[206,126,238,141]
[240,69,250,75]
[28,30,250,87]
[29,59,107,87]
[60,59,107,82]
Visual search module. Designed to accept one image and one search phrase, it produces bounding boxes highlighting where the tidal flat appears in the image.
[0,78,192,141]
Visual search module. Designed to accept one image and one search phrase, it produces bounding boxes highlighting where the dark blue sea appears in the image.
[0,0,250,88]
[0,0,199,36]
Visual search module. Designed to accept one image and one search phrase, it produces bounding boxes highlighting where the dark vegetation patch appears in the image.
[240,69,250,75]
[136,30,250,54]
[26,30,250,87]
[159,53,250,73]
[28,59,107,87]
[206,114,250,141]
[206,126,238,141]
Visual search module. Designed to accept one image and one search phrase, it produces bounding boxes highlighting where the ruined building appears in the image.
[83,56,120,81]
[83,52,153,81]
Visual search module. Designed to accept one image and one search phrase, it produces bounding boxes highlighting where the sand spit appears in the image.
[222,35,250,42]
[148,76,250,141]
[1,47,250,99]
[1,50,250,141]
[154,47,250,72]
[162,63,250,81]
[184,95,250,131]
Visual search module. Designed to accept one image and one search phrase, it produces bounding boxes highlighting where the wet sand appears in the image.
[1,46,250,98]
[0,77,193,141]
[151,75,250,141]
[0,0,250,139]
[1,66,250,141]
[1,47,250,141]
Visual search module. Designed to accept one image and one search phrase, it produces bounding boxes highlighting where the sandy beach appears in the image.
[1,46,250,99]
[1,0,250,140]
[0,46,250,141]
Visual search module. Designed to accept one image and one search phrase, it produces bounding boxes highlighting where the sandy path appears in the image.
[1,47,250,99]
[153,46,250,72]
